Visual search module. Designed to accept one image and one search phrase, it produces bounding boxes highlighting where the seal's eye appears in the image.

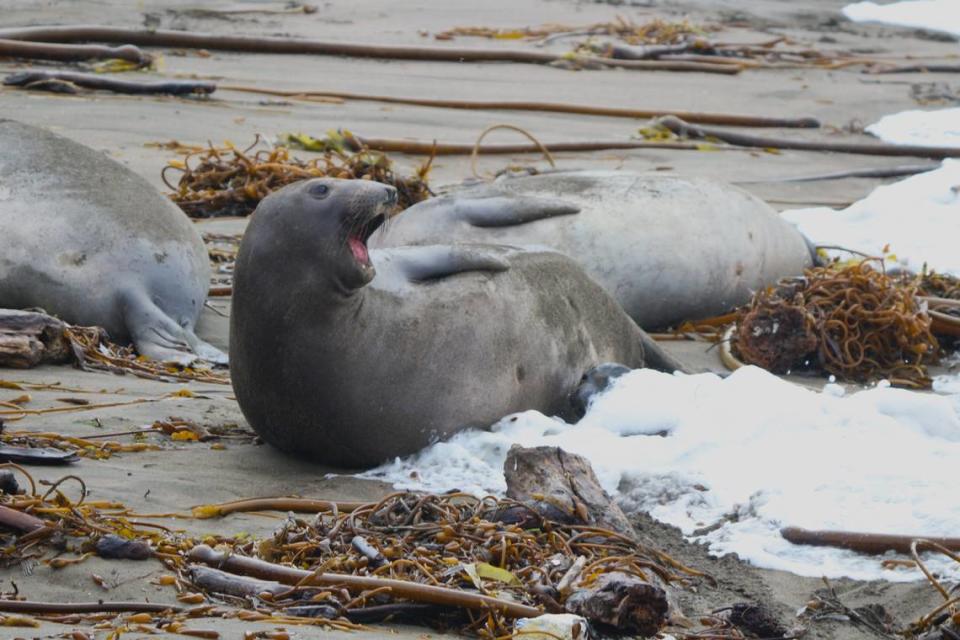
[309,183,330,199]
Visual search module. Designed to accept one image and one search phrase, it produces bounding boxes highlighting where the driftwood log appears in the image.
[503,446,673,634]
[503,445,635,537]
[0,25,740,74]
[781,527,960,555]
[0,309,72,369]
[189,565,292,599]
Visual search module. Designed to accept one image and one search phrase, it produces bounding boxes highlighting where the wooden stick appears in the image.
[0,38,149,64]
[780,526,960,555]
[222,84,821,128]
[0,25,739,74]
[930,310,960,337]
[4,70,215,95]
[189,565,291,598]
[188,545,541,618]
[0,504,48,533]
[208,286,232,297]
[870,64,960,74]
[191,497,365,518]
[736,163,940,183]
[658,116,960,159]
[0,600,181,614]
[344,135,719,156]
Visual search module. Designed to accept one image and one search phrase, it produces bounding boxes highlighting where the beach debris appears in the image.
[166,3,317,19]
[717,602,791,639]
[163,136,432,218]
[95,534,154,560]
[502,445,635,537]
[278,127,717,157]
[0,310,73,369]
[0,38,151,65]
[435,17,710,44]
[800,578,899,638]
[730,260,941,388]
[564,571,668,636]
[0,445,79,465]
[0,308,228,383]
[653,115,960,159]
[4,70,215,96]
[0,448,713,636]
[221,84,821,128]
[514,613,590,640]
[781,527,960,555]
[0,25,739,73]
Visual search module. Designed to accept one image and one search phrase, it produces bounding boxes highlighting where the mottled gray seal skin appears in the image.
[0,119,224,364]
[372,170,815,329]
[230,177,685,468]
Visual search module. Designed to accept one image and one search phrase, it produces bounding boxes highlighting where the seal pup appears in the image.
[230,177,686,468]
[0,120,224,364]
[372,170,816,328]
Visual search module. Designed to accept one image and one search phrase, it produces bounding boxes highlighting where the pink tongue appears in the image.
[349,236,370,265]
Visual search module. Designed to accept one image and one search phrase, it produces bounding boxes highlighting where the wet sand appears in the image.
[1,0,957,637]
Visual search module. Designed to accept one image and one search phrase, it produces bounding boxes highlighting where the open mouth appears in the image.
[347,213,386,267]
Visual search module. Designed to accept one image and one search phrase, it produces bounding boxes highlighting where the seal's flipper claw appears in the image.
[455,195,580,228]
[135,341,198,366]
[638,331,690,374]
[398,245,511,282]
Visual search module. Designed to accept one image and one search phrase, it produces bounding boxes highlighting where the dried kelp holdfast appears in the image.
[725,259,942,388]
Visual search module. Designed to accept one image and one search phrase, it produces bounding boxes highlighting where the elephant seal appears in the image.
[372,170,816,329]
[230,177,685,468]
[0,120,224,364]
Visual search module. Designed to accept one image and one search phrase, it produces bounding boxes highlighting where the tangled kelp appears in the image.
[0,472,706,637]
[733,260,941,388]
[162,136,433,218]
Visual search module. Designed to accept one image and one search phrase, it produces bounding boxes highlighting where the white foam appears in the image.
[866,108,960,148]
[781,159,960,276]
[362,367,960,581]
[843,1,960,38]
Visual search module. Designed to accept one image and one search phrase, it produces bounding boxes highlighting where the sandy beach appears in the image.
[1,0,959,637]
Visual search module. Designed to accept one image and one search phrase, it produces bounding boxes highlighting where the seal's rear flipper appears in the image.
[398,245,511,282]
[122,291,227,366]
[454,195,580,227]
[184,331,229,366]
[638,331,690,374]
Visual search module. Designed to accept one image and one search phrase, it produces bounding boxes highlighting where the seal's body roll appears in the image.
[0,119,224,364]
[230,178,682,468]
[372,170,815,329]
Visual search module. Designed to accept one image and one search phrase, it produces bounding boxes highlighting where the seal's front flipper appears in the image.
[638,331,690,374]
[396,245,511,282]
[454,195,580,228]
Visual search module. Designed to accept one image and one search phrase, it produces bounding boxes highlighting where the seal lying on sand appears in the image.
[0,120,224,364]
[230,178,685,468]
[372,170,815,328]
